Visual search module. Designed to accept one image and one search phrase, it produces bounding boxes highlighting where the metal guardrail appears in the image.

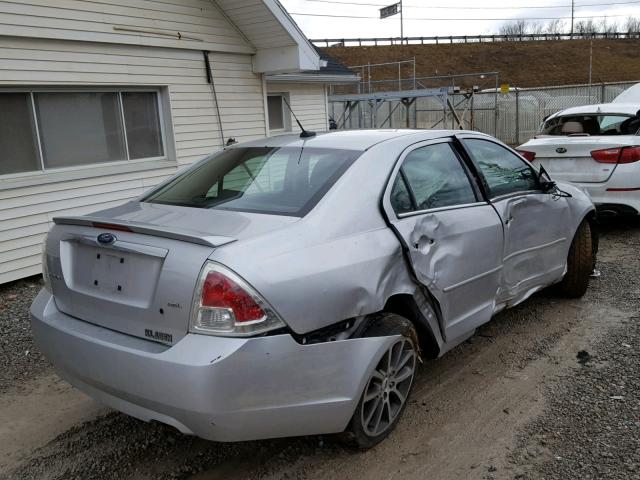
[311,32,640,47]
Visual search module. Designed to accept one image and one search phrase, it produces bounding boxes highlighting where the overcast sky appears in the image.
[279,0,640,39]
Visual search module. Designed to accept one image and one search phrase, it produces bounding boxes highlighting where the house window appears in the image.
[0,89,166,176]
[267,94,290,132]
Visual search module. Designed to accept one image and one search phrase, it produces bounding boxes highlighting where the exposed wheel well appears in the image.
[383,294,440,360]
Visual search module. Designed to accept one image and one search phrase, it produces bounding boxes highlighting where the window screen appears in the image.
[395,143,477,213]
[35,92,126,168]
[465,139,539,198]
[0,93,41,175]
[122,92,163,159]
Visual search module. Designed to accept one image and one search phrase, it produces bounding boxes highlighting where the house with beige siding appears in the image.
[0,0,357,284]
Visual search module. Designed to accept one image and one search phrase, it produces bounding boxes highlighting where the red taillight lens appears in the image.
[190,262,285,337]
[619,146,640,164]
[201,271,265,323]
[591,148,622,163]
[591,146,640,164]
[517,150,536,162]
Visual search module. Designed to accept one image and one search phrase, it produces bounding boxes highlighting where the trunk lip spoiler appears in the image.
[52,216,236,248]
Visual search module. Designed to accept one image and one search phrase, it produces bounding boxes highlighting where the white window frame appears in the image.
[0,86,176,189]
[267,93,292,135]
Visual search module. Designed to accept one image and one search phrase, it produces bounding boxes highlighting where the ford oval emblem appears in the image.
[97,233,116,245]
[556,147,567,154]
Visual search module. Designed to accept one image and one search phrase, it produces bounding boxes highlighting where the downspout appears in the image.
[203,50,227,146]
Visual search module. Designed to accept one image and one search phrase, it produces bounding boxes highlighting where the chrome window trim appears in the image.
[488,190,545,202]
[396,201,488,219]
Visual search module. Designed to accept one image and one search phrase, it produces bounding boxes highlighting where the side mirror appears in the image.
[538,165,556,193]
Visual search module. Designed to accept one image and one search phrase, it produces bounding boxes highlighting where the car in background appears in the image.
[32,129,596,449]
[518,84,640,216]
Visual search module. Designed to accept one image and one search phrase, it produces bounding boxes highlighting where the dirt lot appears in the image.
[322,39,640,88]
[1,219,638,480]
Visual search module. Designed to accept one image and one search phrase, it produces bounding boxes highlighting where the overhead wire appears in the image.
[290,12,634,20]
[302,0,640,8]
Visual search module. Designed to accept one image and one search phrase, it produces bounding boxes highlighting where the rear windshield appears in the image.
[143,147,361,216]
[540,114,635,136]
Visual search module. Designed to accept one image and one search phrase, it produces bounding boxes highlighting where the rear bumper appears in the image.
[574,178,640,216]
[30,290,393,442]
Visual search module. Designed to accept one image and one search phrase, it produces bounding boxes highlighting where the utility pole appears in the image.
[570,0,575,37]
[400,0,404,44]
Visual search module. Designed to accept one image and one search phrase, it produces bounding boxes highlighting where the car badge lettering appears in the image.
[97,233,117,245]
[556,147,567,154]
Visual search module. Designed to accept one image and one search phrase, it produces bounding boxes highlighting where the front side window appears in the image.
[0,90,165,176]
[540,114,633,136]
[144,147,361,216]
[465,139,539,198]
[391,142,477,214]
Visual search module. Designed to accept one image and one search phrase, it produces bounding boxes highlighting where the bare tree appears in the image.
[598,18,618,35]
[499,19,529,39]
[574,19,598,35]
[545,18,566,38]
[625,16,640,38]
[529,21,545,39]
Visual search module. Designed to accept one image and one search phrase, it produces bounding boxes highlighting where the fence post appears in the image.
[515,88,520,145]
[600,82,606,103]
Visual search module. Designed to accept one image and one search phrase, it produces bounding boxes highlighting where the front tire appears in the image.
[553,220,594,298]
[346,314,418,449]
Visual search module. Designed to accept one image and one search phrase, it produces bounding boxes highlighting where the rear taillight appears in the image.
[190,262,285,337]
[619,146,640,164]
[591,146,640,164]
[517,150,536,162]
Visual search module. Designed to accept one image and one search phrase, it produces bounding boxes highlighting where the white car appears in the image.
[518,84,640,216]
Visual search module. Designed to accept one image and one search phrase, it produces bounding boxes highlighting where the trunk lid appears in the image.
[47,202,298,344]
[521,136,631,183]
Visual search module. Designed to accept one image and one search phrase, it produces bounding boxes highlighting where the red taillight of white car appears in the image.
[190,262,285,337]
[517,150,536,162]
[591,146,640,164]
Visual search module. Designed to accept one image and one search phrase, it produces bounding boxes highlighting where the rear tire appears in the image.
[345,313,418,450]
[553,220,594,298]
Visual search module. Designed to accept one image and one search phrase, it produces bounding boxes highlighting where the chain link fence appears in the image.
[329,80,638,146]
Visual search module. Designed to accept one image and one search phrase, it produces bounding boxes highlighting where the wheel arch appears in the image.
[382,293,442,360]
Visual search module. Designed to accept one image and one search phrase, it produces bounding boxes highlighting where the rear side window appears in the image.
[144,147,361,216]
[391,142,477,214]
[541,114,633,136]
[464,139,538,198]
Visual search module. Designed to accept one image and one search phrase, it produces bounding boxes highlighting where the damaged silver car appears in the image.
[31,130,597,448]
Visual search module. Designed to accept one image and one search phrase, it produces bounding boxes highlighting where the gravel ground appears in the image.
[1,220,638,480]
[510,220,640,480]
[0,276,49,394]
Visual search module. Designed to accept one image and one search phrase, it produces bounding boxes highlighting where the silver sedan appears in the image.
[31,129,596,448]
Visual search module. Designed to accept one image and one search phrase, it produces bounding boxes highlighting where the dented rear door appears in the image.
[383,140,504,341]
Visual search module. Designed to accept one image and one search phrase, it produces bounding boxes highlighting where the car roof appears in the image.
[549,103,639,119]
[228,129,490,151]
